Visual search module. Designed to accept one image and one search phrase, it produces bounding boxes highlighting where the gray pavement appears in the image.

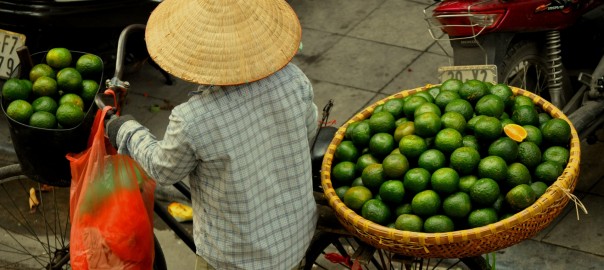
[2,0,604,269]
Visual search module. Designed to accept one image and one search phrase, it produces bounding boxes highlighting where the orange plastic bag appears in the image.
[67,107,156,270]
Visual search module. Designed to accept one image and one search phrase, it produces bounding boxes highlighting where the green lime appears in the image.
[332,161,357,186]
[505,162,532,188]
[32,76,58,97]
[541,118,572,146]
[443,191,472,218]
[403,168,431,194]
[1,78,31,101]
[28,111,57,129]
[46,47,72,69]
[542,146,570,166]
[351,120,372,148]
[81,79,99,102]
[468,208,498,228]
[362,163,385,189]
[435,91,461,110]
[489,84,514,109]
[512,105,539,126]
[513,95,535,110]
[393,121,415,142]
[411,190,441,216]
[530,181,548,198]
[343,186,373,211]
[523,125,542,145]
[440,78,463,92]
[382,153,410,179]
[395,214,423,232]
[379,180,405,205]
[335,140,360,162]
[533,161,564,184]
[445,98,474,121]
[450,146,481,176]
[403,95,428,119]
[399,135,428,159]
[440,111,467,133]
[414,112,442,138]
[417,149,446,173]
[474,116,503,141]
[29,63,56,82]
[469,178,500,206]
[57,67,83,94]
[428,86,441,98]
[31,96,58,114]
[517,141,542,169]
[414,102,442,118]
[59,93,85,110]
[434,128,463,154]
[395,203,413,216]
[462,135,480,152]
[6,99,34,124]
[382,98,405,118]
[355,153,380,174]
[459,79,489,104]
[459,175,478,193]
[478,156,508,182]
[345,122,360,140]
[475,94,505,118]
[361,199,392,225]
[431,167,460,194]
[423,215,454,233]
[505,184,536,210]
[369,133,395,158]
[413,91,435,104]
[75,53,103,79]
[488,137,519,164]
[369,111,396,134]
[352,177,364,187]
[538,112,552,127]
[335,186,351,199]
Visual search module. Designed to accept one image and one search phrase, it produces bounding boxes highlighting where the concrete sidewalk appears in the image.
[2,0,604,269]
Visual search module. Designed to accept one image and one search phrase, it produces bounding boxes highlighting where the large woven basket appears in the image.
[321,85,582,258]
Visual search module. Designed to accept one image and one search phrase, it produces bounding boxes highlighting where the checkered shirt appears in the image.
[115,63,319,269]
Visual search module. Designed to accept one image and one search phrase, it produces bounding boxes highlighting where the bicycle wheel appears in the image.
[302,231,491,270]
[0,164,168,270]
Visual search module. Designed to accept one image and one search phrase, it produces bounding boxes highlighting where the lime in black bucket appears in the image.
[0,50,103,187]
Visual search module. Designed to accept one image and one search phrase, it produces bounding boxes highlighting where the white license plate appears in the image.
[438,65,498,85]
[0,29,26,79]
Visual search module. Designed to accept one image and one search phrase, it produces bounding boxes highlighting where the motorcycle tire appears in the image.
[499,40,573,108]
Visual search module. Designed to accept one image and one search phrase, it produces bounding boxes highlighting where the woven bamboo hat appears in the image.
[145,0,302,86]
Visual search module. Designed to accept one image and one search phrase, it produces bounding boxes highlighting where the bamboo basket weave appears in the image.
[321,85,582,258]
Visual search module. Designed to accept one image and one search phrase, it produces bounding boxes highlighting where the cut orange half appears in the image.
[504,124,527,142]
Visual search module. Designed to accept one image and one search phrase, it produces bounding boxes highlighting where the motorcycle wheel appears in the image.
[499,40,573,108]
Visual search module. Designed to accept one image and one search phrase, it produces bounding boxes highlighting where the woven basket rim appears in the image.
[321,84,581,249]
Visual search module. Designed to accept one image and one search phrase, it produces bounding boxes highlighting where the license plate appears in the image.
[0,29,26,79]
[438,65,498,84]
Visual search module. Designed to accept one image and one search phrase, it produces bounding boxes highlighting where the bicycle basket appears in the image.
[0,50,103,187]
[321,85,581,258]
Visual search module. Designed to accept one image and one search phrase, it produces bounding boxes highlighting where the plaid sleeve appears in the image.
[115,110,197,185]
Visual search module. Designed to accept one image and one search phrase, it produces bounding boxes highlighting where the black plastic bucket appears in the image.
[0,51,103,187]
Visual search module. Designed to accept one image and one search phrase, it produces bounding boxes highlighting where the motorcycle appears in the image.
[424,0,604,142]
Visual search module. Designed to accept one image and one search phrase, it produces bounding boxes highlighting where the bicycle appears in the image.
[0,24,494,270]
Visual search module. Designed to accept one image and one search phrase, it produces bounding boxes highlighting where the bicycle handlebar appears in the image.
[94,24,146,116]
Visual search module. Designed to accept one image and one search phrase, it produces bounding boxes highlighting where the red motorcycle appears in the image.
[425,0,604,141]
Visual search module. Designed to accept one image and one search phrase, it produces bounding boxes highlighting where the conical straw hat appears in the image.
[145,0,302,86]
